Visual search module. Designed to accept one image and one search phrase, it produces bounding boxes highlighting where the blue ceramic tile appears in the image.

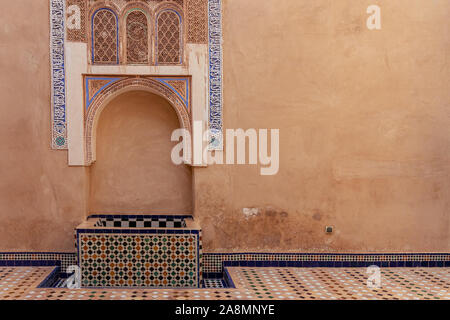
[373,262,383,267]
[284,261,294,267]
[342,261,351,267]
[210,272,222,279]
[268,261,278,267]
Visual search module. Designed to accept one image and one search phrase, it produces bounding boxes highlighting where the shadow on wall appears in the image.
[88,90,192,214]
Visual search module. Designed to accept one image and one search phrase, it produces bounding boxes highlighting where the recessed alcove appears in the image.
[88,90,193,214]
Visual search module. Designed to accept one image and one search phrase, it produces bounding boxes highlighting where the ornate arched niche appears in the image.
[50,0,222,165]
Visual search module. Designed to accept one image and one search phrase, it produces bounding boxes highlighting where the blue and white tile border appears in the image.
[0,252,76,273]
[50,0,67,149]
[208,0,223,150]
[2,252,448,277]
[202,252,450,276]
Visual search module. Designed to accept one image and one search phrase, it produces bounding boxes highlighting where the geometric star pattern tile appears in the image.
[1,267,449,300]
[79,233,199,288]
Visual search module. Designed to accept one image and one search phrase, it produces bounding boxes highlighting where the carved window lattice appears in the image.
[92,9,118,64]
[126,10,149,64]
[157,10,182,65]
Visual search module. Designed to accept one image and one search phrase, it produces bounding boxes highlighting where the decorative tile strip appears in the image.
[50,0,67,149]
[223,267,236,288]
[208,0,223,150]
[2,252,448,279]
[0,252,76,273]
[202,253,450,274]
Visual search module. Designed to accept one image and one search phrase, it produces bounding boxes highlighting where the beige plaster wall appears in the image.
[0,0,88,251]
[89,91,192,214]
[194,0,450,252]
[0,0,448,252]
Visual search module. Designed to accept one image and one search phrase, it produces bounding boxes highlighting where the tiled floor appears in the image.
[203,279,226,288]
[0,266,448,300]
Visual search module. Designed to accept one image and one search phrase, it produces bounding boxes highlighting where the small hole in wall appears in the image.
[325,226,333,234]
